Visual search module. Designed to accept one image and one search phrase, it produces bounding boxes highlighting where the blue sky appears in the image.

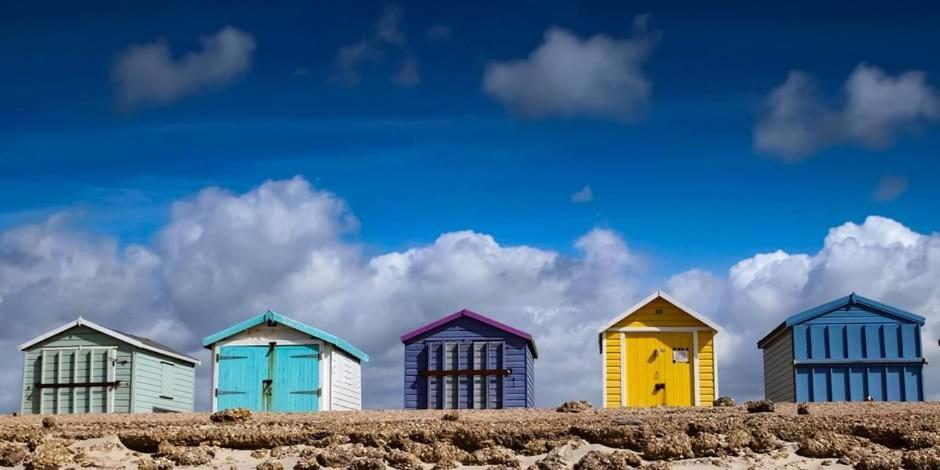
[2,1,940,409]
[3,1,939,269]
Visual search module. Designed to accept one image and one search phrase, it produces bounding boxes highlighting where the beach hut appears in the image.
[202,310,368,412]
[757,293,926,402]
[18,317,200,415]
[599,291,721,408]
[400,309,537,409]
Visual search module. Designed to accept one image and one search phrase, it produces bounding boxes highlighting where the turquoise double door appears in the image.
[217,344,320,412]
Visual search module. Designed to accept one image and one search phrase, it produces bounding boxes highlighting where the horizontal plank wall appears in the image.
[612,298,709,329]
[331,349,362,411]
[21,326,132,414]
[697,330,716,405]
[525,345,535,408]
[602,294,720,408]
[762,329,795,402]
[132,349,196,413]
[602,331,621,408]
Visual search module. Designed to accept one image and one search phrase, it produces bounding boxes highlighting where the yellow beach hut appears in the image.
[599,291,720,408]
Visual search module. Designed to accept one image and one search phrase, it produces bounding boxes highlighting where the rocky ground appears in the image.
[0,401,939,469]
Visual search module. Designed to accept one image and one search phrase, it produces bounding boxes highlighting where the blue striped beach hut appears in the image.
[758,293,926,402]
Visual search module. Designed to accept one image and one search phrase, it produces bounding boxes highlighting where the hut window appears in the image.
[672,348,689,363]
[160,362,175,399]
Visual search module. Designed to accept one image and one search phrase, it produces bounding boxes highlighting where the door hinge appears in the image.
[215,353,219,363]
[214,388,218,397]
[317,387,322,397]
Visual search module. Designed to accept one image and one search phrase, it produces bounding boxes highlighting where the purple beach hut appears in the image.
[400,309,537,409]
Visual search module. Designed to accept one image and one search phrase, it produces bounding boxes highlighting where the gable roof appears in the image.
[400,309,538,358]
[757,293,926,348]
[599,290,723,333]
[18,317,201,365]
[201,310,369,362]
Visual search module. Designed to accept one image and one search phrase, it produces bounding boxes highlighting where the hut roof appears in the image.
[599,290,722,333]
[400,309,538,358]
[201,310,369,362]
[757,293,926,349]
[18,317,201,365]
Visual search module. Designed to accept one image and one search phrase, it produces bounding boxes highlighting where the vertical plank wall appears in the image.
[403,316,532,409]
[792,305,923,402]
[21,326,132,414]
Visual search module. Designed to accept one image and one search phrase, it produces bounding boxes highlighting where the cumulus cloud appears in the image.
[0,177,643,412]
[336,7,420,87]
[3,179,939,413]
[872,175,909,202]
[112,26,256,109]
[669,215,940,400]
[755,64,940,160]
[570,185,594,203]
[483,15,657,121]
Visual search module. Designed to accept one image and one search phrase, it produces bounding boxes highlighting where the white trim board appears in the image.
[599,290,723,333]
[19,317,200,366]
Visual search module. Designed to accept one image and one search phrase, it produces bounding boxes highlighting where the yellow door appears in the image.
[625,333,694,407]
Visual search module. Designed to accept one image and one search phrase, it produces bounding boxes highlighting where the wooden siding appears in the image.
[331,350,362,411]
[610,298,709,329]
[21,326,132,414]
[603,296,718,408]
[403,316,533,409]
[762,329,794,402]
[603,331,621,407]
[132,349,196,413]
[697,330,716,406]
[783,302,925,402]
[525,345,535,408]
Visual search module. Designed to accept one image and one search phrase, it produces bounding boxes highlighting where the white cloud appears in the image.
[112,26,256,109]
[872,175,909,202]
[570,185,594,203]
[755,64,940,160]
[669,215,940,401]
[4,181,940,413]
[483,15,657,121]
[336,7,419,87]
[0,177,642,412]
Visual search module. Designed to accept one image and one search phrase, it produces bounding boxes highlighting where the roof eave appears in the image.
[19,317,201,365]
[600,290,723,334]
[401,309,538,359]
[202,310,369,363]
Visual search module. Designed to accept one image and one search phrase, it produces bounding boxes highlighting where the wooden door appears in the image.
[626,333,694,407]
[216,346,267,411]
[271,344,320,412]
